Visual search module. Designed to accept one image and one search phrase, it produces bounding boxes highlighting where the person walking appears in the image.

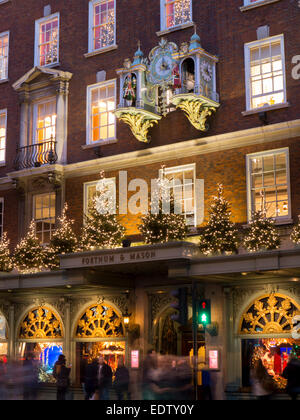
[83,358,98,400]
[53,355,71,401]
[97,355,112,400]
[114,358,130,400]
[282,354,300,400]
[250,359,276,400]
[23,353,39,400]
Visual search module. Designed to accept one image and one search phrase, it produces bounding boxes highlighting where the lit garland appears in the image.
[199,184,239,256]
[138,177,188,245]
[13,220,47,274]
[0,232,13,273]
[46,203,79,270]
[243,210,280,252]
[81,175,125,250]
[290,215,300,244]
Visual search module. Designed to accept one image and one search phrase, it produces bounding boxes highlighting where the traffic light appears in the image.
[198,299,211,327]
[170,287,188,326]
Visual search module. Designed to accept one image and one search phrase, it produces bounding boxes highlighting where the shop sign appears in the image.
[208,350,219,370]
[131,350,140,369]
[81,250,157,267]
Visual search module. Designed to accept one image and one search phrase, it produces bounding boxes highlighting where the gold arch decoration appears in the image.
[239,293,300,335]
[75,303,124,339]
[19,307,63,339]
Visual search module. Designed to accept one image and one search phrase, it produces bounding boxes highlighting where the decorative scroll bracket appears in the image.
[172,94,220,132]
[115,108,162,144]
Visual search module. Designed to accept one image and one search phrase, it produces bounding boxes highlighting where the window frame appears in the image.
[88,0,116,54]
[246,147,291,223]
[0,108,7,165]
[159,163,198,227]
[32,96,57,145]
[160,0,193,32]
[0,198,4,239]
[34,12,60,68]
[244,34,287,112]
[83,178,117,221]
[33,192,56,245]
[0,31,9,81]
[86,79,117,146]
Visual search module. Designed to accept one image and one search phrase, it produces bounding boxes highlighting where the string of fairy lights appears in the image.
[1,182,300,273]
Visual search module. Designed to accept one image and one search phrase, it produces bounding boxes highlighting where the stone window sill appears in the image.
[0,78,9,85]
[242,102,290,116]
[37,62,61,69]
[156,22,195,37]
[81,139,118,149]
[243,218,294,228]
[240,0,281,11]
[0,0,11,4]
[84,45,118,58]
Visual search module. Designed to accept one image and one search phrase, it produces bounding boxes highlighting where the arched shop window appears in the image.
[239,294,300,390]
[74,303,126,384]
[0,313,8,364]
[18,306,64,383]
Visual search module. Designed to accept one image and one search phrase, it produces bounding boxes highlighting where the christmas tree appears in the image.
[138,177,188,244]
[290,215,300,245]
[199,184,239,255]
[14,220,46,274]
[47,203,79,270]
[0,232,13,272]
[243,210,280,252]
[81,175,125,250]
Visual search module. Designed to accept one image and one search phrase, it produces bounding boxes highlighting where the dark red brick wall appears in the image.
[0,0,299,173]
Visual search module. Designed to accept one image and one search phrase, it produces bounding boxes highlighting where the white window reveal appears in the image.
[161,0,192,31]
[0,31,9,81]
[0,109,7,164]
[246,148,291,221]
[87,80,116,144]
[84,178,116,219]
[244,35,286,111]
[34,193,56,244]
[35,13,59,66]
[89,0,116,53]
[160,164,204,227]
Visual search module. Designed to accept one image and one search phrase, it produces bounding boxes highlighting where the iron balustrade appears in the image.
[15,139,58,170]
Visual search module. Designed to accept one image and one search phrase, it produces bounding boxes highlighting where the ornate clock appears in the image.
[148,38,178,87]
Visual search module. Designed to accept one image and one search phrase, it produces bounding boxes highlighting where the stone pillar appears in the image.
[8,304,15,359]
[55,80,69,164]
[19,91,30,148]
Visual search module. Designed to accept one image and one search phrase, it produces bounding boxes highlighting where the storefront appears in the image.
[238,293,300,391]
[72,301,127,385]
[17,305,64,383]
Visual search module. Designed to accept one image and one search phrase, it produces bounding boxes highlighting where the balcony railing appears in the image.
[14,140,58,170]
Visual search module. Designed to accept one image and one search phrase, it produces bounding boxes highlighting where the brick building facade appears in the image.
[0,0,299,399]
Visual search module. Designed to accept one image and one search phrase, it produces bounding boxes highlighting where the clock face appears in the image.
[149,52,175,86]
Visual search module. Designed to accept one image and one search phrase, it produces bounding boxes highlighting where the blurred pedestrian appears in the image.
[142,349,157,400]
[83,358,98,400]
[114,358,130,400]
[97,355,112,400]
[251,359,276,400]
[53,354,71,401]
[282,354,300,400]
[23,352,39,400]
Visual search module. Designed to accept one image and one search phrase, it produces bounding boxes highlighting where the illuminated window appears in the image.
[34,99,57,144]
[247,148,290,221]
[89,0,116,52]
[34,193,56,244]
[84,178,116,219]
[160,164,196,226]
[245,35,286,110]
[87,80,116,144]
[0,109,6,163]
[161,0,192,31]
[35,14,59,66]
[0,31,9,80]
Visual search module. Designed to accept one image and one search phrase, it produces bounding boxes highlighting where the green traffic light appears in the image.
[201,314,207,323]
